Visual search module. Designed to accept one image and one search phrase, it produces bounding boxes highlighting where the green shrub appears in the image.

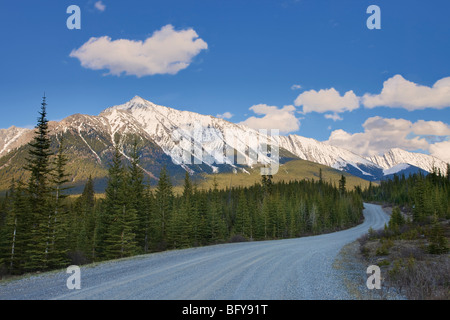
[376,239,394,256]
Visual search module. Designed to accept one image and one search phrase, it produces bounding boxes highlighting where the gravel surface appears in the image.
[0,203,390,300]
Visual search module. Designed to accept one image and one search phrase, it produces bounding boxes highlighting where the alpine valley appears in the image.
[0,96,447,193]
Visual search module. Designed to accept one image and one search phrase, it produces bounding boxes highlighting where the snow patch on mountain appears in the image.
[383,163,410,176]
[0,126,31,157]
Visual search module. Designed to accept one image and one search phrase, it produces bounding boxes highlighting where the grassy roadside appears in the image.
[356,205,450,300]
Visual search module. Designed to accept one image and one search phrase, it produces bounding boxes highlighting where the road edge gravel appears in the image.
[333,240,406,300]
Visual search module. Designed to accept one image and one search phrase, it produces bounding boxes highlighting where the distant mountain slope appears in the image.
[278,135,383,180]
[196,158,374,191]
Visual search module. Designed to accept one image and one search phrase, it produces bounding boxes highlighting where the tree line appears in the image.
[363,166,450,222]
[0,98,364,275]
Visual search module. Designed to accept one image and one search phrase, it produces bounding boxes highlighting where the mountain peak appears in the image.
[129,95,148,104]
[100,96,157,115]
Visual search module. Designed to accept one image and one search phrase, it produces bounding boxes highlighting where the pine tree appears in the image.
[98,145,125,259]
[388,206,405,233]
[207,177,227,243]
[428,214,449,254]
[142,188,154,253]
[194,191,209,245]
[261,174,273,196]
[154,165,173,249]
[23,95,54,271]
[76,176,96,261]
[234,189,250,238]
[413,176,426,222]
[103,145,138,259]
[0,181,31,274]
[127,139,146,253]
[47,137,71,268]
[339,175,346,196]
[168,206,191,248]
[180,171,196,245]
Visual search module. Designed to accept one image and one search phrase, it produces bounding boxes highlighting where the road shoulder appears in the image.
[333,240,406,300]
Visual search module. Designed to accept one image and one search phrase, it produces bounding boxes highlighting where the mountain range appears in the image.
[0,96,447,193]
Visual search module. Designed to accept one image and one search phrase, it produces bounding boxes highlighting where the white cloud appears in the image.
[362,75,450,110]
[291,84,302,90]
[411,120,450,136]
[216,112,233,119]
[429,141,450,163]
[324,113,343,121]
[239,104,300,134]
[294,88,360,114]
[325,116,450,158]
[94,1,106,12]
[70,24,208,77]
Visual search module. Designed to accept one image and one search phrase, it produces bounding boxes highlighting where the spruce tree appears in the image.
[47,137,71,268]
[168,206,191,249]
[155,165,173,248]
[24,95,54,271]
[389,206,405,233]
[75,176,96,261]
[142,188,155,253]
[103,145,138,259]
[428,214,449,254]
[413,176,426,222]
[234,189,250,238]
[207,177,227,243]
[127,139,146,253]
[97,145,124,259]
[339,175,346,196]
[0,181,31,274]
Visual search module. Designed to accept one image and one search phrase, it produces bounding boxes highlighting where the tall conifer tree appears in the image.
[155,165,173,248]
[24,95,54,271]
[47,137,70,268]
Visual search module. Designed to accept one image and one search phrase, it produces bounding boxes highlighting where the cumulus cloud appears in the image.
[94,1,106,12]
[324,113,343,121]
[429,140,450,163]
[216,112,233,119]
[291,84,302,90]
[325,116,450,158]
[70,24,208,77]
[294,88,360,114]
[411,120,450,136]
[239,104,300,134]
[362,75,450,110]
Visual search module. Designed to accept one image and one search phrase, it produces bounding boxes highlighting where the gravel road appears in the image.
[0,203,389,300]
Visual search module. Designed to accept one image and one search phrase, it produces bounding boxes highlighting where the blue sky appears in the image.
[1,0,449,161]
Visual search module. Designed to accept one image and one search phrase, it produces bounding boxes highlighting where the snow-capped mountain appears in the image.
[97,96,450,180]
[0,126,32,158]
[0,96,448,190]
[100,96,278,173]
[368,148,448,177]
